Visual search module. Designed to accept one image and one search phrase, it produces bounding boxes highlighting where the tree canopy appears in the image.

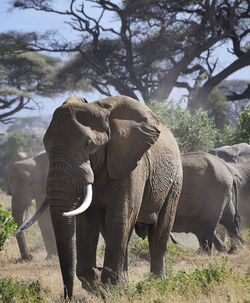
[2,0,249,112]
[0,51,60,123]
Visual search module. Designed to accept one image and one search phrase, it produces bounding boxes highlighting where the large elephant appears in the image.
[172,152,243,254]
[18,96,183,300]
[6,151,57,260]
[209,143,250,163]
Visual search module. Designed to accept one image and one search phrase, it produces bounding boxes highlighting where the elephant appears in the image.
[17,95,183,300]
[226,161,250,229]
[209,143,250,229]
[171,152,243,254]
[209,143,250,163]
[6,150,57,260]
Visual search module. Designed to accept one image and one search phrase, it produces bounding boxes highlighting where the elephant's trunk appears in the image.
[49,204,75,300]
[46,155,93,300]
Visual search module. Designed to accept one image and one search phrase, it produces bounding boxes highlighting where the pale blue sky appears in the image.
[1,1,249,118]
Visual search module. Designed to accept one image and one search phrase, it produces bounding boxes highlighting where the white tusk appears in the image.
[23,207,31,224]
[63,184,93,217]
[13,198,49,235]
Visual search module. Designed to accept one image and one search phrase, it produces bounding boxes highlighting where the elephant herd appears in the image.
[4,96,250,300]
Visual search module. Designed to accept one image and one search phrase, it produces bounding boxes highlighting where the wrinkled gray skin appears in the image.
[227,161,250,229]
[43,95,183,300]
[172,152,243,255]
[209,143,250,163]
[209,143,250,229]
[6,151,57,260]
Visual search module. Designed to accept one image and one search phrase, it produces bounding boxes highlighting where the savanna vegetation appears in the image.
[0,189,249,303]
[0,1,250,302]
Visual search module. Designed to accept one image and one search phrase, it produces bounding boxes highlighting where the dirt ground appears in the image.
[0,193,249,303]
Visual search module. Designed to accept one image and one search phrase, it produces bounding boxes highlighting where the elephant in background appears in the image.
[209,143,250,229]
[6,150,57,260]
[209,143,250,163]
[172,152,243,254]
[227,161,250,229]
[18,95,183,300]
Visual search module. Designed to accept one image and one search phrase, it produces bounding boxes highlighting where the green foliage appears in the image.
[0,204,17,251]
[112,258,238,300]
[0,51,62,123]
[241,229,250,246]
[0,277,44,303]
[128,236,191,261]
[129,236,150,259]
[220,105,250,145]
[205,87,231,129]
[148,100,218,153]
[1,130,43,158]
[233,105,250,144]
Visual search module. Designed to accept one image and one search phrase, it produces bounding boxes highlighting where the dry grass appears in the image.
[0,192,249,303]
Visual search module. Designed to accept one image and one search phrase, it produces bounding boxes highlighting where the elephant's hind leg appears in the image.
[148,178,182,277]
[220,203,244,253]
[213,232,228,252]
[196,221,218,255]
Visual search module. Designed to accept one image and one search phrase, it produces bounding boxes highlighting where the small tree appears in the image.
[148,100,218,154]
[0,204,17,251]
[205,87,231,130]
[2,130,43,157]
[220,105,250,145]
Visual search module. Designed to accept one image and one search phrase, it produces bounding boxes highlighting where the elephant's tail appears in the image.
[233,179,241,230]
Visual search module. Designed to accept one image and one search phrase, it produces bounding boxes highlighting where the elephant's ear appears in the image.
[106,98,161,179]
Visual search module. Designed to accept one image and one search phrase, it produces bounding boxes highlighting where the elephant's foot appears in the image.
[101,266,128,286]
[45,253,58,261]
[196,247,211,256]
[78,267,105,295]
[80,273,108,300]
[228,242,245,254]
[20,253,33,261]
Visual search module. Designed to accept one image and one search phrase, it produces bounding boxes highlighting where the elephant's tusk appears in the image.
[63,184,93,217]
[13,198,49,235]
[23,207,31,224]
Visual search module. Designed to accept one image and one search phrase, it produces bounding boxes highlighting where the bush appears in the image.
[128,236,191,261]
[111,258,239,300]
[0,204,17,251]
[148,100,218,153]
[2,130,43,158]
[0,277,44,303]
[220,105,250,145]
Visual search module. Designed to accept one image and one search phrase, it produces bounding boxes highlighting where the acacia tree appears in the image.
[0,45,92,124]
[3,0,250,111]
[0,51,61,123]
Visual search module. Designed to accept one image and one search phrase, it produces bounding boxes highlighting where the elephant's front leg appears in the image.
[76,207,102,292]
[12,196,32,261]
[101,201,139,285]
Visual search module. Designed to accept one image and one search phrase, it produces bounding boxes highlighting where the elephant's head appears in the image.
[19,95,161,299]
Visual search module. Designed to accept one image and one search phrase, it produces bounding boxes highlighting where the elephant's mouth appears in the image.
[13,183,93,235]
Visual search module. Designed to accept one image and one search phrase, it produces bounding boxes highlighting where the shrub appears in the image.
[0,277,44,303]
[128,236,191,261]
[220,105,250,145]
[0,204,17,251]
[148,100,218,153]
[111,258,236,300]
[2,130,43,158]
